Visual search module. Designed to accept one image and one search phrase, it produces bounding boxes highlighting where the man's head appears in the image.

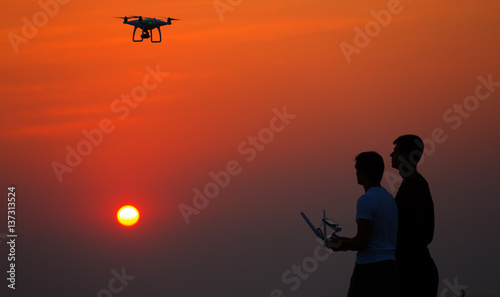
[355,151,385,185]
[390,134,424,170]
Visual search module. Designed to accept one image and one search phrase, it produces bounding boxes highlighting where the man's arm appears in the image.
[326,219,373,251]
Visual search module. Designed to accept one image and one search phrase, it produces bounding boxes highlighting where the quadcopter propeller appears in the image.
[114,16,142,23]
[159,17,181,21]
[114,16,140,19]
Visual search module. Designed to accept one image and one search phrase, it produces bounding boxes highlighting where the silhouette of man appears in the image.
[327,151,398,297]
[390,135,439,297]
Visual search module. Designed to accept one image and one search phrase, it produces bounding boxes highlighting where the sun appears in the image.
[117,205,140,227]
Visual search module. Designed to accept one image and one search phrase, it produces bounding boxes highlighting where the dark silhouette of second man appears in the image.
[390,135,439,297]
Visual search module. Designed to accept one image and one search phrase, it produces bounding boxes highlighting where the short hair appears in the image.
[355,151,385,183]
[393,134,424,164]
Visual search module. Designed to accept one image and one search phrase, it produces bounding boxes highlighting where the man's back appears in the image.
[395,173,435,257]
[395,173,438,297]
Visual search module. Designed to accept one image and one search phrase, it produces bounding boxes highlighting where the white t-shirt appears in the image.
[355,187,398,264]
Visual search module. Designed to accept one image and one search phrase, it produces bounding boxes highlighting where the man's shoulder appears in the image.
[359,187,394,204]
[404,173,429,187]
[397,174,433,206]
[365,187,393,198]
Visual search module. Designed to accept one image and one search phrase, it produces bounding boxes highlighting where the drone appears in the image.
[115,16,179,43]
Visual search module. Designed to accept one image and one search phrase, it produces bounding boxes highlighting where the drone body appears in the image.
[115,16,179,43]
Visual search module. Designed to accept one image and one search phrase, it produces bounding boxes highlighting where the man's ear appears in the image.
[401,151,411,163]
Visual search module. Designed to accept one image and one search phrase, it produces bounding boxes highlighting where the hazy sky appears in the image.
[1,0,500,296]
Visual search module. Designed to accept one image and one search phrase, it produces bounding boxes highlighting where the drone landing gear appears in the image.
[132,27,144,42]
[132,27,162,43]
[150,28,162,43]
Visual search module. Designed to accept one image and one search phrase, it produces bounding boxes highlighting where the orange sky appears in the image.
[1,0,500,296]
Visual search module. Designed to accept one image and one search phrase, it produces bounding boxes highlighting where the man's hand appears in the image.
[325,236,349,251]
